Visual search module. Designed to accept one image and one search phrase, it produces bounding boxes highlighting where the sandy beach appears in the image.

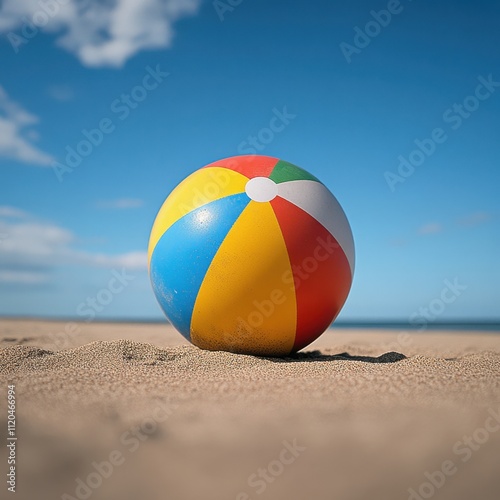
[1,319,499,500]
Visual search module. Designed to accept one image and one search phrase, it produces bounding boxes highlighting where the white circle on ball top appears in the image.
[245,177,278,202]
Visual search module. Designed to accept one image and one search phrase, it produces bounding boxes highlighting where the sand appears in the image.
[1,319,499,500]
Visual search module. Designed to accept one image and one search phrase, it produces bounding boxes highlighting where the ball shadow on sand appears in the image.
[265,350,407,364]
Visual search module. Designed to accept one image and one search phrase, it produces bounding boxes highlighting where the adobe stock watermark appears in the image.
[380,330,413,355]
[177,155,284,217]
[43,268,136,352]
[52,64,169,182]
[408,404,500,500]
[44,322,81,351]
[5,0,69,54]
[227,234,340,348]
[385,74,500,192]
[61,400,178,500]
[176,168,234,217]
[6,384,17,494]
[235,439,306,499]
[237,106,296,155]
[213,0,244,21]
[339,0,410,64]
[169,106,295,220]
[409,277,467,331]
[76,268,135,322]
[381,277,467,353]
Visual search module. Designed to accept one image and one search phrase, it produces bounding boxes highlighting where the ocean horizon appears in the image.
[2,316,499,332]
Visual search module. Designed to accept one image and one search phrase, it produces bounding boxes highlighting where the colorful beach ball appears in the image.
[148,155,354,356]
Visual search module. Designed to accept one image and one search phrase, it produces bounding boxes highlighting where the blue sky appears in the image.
[0,0,499,321]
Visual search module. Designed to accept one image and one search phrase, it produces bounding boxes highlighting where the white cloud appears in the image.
[0,209,147,284]
[458,211,492,227]
[418,223,443,235]
[0,86,53,166]
[0,220,74,266]
[82,251,148,270]
[0,206,29,218]
[95,198,144,209]
[0,0,202,68]
[0,270,49,284]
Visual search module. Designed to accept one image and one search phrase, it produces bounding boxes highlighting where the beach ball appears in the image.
[148,155,354,356]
